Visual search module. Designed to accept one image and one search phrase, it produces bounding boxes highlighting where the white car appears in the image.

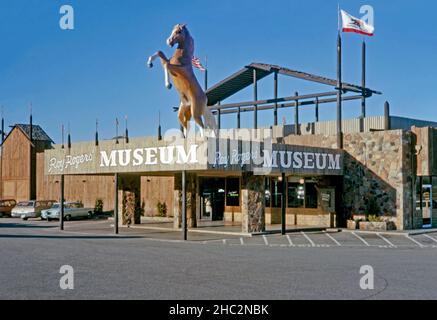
[41,202,94,221]
[11,200,55,220]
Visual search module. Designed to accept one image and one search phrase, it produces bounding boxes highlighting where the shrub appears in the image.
[367,215,382,222]
[156,201,167,217]
[366,196,380,217]
[94,199,104,214]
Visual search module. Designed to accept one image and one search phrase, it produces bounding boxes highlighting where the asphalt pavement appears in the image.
[1,218,437,300]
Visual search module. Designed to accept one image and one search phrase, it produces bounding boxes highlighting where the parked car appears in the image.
[41,202,94,221]
[0,199,17,217]
[11,200,56,220]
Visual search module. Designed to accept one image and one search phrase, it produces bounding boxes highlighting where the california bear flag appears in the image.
[341,10,374,36]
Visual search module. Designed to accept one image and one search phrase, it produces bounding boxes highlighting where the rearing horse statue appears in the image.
[147,24,217,137]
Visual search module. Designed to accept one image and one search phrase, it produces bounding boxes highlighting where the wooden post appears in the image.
[294,92,299,135]
[384,101,391,130]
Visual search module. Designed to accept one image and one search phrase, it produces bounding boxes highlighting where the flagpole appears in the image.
[360,39,366,132]
[204,56,208,91]
[336,5,343,149]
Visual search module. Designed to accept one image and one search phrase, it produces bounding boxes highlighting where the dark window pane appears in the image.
[226,178,240,207]
[305,183,318,209]
[288,182,304,208]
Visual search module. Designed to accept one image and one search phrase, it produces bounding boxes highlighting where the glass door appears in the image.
[201,192,213,221]
[199,178,225,222]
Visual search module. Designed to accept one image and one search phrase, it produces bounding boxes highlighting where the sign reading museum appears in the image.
[44,137,343,176]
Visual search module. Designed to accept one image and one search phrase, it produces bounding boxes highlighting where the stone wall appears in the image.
[241,172,265,233]
[343,130,414,230]
[281,130,415,230]
[173,173,197,229]
[117,174,141,226]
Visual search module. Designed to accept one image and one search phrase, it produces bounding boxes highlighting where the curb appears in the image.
[127,225,329,237]
[340,228,437,236]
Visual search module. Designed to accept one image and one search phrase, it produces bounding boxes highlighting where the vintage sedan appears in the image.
[41,202,94,221]
[11,200,55,220]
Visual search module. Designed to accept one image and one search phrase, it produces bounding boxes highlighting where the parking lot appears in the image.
[2,217,437,250]
[214,230,437,250]
[2,217,437,300]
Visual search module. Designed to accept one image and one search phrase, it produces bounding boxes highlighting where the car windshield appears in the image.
[17,201,34,207]
[51,204,60,209]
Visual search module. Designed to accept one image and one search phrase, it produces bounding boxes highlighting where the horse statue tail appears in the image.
[203,106,218,135]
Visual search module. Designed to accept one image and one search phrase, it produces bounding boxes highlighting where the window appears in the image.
[305,183,318,209]
[271,178,283,208]
[226,178,240,207]
[288,182,304,208]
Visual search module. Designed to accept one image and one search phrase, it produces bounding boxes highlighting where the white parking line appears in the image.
[406,235,425,248]
[324,231,341,246]
[351,232,370,246]
[222,239,227,245]
[262,235,269,245]
[377,233,396,248]
[286,235,294,247]
[301,232,315,247]
[423,234,437,244]
[240,237,245,245]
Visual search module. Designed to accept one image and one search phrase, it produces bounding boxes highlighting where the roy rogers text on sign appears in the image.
[48,153,94,173]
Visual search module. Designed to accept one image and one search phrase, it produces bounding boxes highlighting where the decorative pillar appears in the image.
[173,172,197,229]
[117,174,141,226]
[384,101,391,130]
[241,172,265,233]
[173,173,182,229]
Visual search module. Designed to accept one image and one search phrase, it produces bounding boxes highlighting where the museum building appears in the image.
[2,63,437,233]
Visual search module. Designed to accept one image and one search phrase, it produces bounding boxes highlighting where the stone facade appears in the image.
[282,130,416,230]
[241,172,265,233]
[173,173,197,229]
[117,174,142,226]
[343,130,415,230]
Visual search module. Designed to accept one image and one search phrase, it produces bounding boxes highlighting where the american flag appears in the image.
[192,56,206,71]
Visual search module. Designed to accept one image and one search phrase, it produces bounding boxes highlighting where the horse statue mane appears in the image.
[147,24,217,137]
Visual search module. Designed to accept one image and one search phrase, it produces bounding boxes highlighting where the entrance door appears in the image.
[199,178,225,222]
[422,185,432,228]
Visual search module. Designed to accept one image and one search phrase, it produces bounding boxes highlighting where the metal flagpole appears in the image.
[360,39,366,132]
[204,56,208,91]
[336,5,343,149]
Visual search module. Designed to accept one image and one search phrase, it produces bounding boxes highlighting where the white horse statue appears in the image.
[147,24,217,137]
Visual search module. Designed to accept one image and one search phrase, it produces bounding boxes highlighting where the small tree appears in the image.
[156,201,167,217]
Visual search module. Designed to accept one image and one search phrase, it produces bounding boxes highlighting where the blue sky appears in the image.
[0,0,436,143]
